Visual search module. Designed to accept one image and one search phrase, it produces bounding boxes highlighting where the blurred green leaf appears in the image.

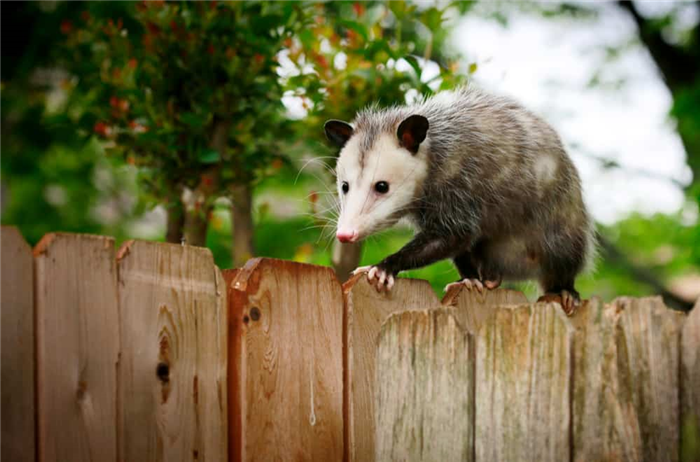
[199,148,221,164]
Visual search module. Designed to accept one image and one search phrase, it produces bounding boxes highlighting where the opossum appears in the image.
[324,86,595,314]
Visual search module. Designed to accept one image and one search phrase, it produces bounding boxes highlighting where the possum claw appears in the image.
[352,265,373,276]
[377,270,387,290]
[354,265,395,292]
[560,290,580,315]
[444,278,491,293]
[368,266,378,281]
[537,290,580,316]
[375,268,394,292]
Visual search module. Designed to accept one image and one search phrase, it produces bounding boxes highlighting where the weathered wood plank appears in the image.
[441,285,527,333]
[375,309,473,462]
[1,226,35,462]
[613,297,685,462]
[682,299,700,462]
[228,258,344,462]
[344,274,440,462]
[571,298,640,461]
[34,233,119,462]
[117,240,227,461]
[475,302,573,462]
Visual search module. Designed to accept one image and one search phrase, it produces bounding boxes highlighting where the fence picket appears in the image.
[375,309,473,462]
[474,302,573,462]
[682,299,700,462]
[226,258,344,462]
[1,226,35,462]
[571,298,639,461]
[34,233,119,462]
[344,274,440,462]
[117,240,227,462]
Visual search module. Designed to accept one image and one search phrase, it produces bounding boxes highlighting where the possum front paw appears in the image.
[353,265,395,292]
[444,276,502,294]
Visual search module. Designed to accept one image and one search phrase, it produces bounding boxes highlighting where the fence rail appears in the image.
[1,228,699,462]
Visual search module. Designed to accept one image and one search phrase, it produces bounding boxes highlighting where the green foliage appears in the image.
[60,1,313,207]
[2,1,697,306]
[285,1,466,134]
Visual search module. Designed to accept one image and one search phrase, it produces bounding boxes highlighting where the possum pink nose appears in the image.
[336,229,358,243]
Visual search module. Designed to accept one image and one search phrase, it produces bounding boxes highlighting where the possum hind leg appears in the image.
[445,250,502,293]
[537,241,585,316]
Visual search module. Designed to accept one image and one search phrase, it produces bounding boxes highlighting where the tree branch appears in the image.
[597,232,694,311]
[618,0,698,92]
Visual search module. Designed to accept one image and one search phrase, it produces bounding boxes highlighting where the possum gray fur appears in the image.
[325,85,595,313]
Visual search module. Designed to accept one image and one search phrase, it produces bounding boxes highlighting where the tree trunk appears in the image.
[165,193,185,244]
[231,184,255,267]
[183,188,210,247]
[332,240,363,283]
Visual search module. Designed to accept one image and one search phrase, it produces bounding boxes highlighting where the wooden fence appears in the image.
[1,228,699,462]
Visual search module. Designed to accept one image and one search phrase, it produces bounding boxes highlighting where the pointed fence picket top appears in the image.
[34,233,120,462]
[441,284,528,333]
[1,226,36,462]
[117,240,228,462]
[225,258,344,462]
[343,273,440,462]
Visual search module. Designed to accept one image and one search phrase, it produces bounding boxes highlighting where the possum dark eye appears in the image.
[341,181,349,194]
[374,181,389,194]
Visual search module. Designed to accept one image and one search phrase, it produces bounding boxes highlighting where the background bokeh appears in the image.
[2,1,699,311]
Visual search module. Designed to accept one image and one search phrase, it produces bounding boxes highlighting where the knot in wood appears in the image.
[156,362,170,383]
[250,306,261,321]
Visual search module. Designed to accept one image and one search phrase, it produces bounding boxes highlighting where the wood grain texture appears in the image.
[375,309,473,462]
[34,233,119,462]
[681,299,700,462]
[343,274,440,462]
[222,269,240,462]
[441,285,527,333]
[612,297,685,462]
[228,258,344,462]
[475,302,573,462]
[571,298,641,461]
[1,226,35,462]
[117,240,227,462]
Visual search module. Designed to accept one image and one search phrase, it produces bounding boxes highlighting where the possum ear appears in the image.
[324,120,354,148]
[397,115,429,154]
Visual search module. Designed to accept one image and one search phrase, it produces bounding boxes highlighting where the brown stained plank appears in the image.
[612,297,685,462]
[682,299,700,462]
[222,268,240,462]
[117,240,227,461]
[375,309,473,462]
[344,274,440,462]
[228,258,344,462]
[1,227,35,462]
[34,233,119,462]
[475,302,573,462]
[441,285,527,333]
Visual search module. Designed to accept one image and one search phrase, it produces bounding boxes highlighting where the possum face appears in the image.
[325,115,429,243]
